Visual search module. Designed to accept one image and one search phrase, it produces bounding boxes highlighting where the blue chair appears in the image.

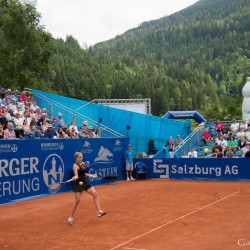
[135,161,148,180]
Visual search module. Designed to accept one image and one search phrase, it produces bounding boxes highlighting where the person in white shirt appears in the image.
[245,125,250,141]
[69,120,79,134]
[230,119,239,132]
[188,147,197,158]
[217,135,228,155]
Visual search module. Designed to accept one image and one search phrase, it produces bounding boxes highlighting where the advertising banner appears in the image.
[0,138,129,205]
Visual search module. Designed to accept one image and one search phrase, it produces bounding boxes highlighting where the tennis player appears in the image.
[68,152,106,225]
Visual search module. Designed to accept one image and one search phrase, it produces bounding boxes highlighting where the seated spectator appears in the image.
[18,91,28,102]
[221,124,230,140]
[227,135,238,153]
[57,127,66,138]
[13,105,23,117]
[63,127,70,138]
[8,98,17,114]
[23,110,32,126]
[92,128,100,138]
[36,112,47,127]
[215,119,224,133]
[242,141,250,156]
[87,127,93,138]
[187,147,197,158]
[214,148,224,158]
[230,119,239,133]
[207,119,215,130]
[207,137,215,150]
[40,120,49,135]
[238,136,246,150]
[34,108,42,121]
[182,151,188,158]
[236,128,246,140]
[29,101,39,111]
[78,126,88,138]
[245,151,250,158]
[56,113,67,128]
[81,120,89,134]
[212,144,223,154]
[69,120,79,134]
[245,124,250,141]
[4,123,16,139]
[0,124,4,139]
[217,135,228,155]
[239,120,248,131]
[44,124,58,138]
[226,149,234,158]
[69,126,79,138]
[30,119,42,138]
[202,128,211,145]
[22,120,35,139]
[175,134,183,146]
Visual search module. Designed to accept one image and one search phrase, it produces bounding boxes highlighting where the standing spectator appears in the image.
[175,134,183,146]
[4,123,16,139]
[125,144,135,181]
[188,147,197,158]
[164,136,175,152]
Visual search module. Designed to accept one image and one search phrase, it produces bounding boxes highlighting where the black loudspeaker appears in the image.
[103,175,117,184]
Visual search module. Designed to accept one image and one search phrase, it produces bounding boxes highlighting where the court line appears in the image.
[110,191,240,250]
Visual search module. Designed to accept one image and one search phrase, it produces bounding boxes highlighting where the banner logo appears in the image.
[11,144,18,153]
[43,154,64,187]
[93,146,114,165]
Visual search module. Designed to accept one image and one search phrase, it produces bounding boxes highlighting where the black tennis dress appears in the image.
[73,162,92,192]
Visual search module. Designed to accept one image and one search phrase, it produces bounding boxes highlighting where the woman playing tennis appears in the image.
[68,152,106,225]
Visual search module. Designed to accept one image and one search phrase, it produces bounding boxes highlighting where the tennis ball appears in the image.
[204,148,209,153]
[79,181,83,185]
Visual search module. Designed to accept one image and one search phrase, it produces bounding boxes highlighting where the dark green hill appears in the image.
[90,0,250,117]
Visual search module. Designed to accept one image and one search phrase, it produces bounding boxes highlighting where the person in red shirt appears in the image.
[202,128,211,145]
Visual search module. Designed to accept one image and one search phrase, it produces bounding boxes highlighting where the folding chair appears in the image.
[135,161,148,180]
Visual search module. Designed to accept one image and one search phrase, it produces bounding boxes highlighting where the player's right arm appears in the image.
[72,163,79,180]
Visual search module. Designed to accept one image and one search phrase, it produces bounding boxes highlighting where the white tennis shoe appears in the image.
[67,217,73,225]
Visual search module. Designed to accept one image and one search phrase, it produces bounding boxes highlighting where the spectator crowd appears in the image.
[0,88,100,140]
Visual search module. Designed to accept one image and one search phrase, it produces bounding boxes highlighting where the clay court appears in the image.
[1,179,250,250]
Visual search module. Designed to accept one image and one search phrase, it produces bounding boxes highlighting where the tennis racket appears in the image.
[48,178,73,194]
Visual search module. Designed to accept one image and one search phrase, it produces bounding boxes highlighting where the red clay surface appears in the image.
[1,179,250,250]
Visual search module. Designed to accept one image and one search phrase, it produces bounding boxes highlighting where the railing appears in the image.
[34,92,123,138]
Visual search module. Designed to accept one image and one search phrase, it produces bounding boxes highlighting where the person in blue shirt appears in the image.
[125,144,135,181]
[44,124,58,138]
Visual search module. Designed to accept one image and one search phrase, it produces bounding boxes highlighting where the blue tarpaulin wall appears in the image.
[32,90,189,153]
[0,137,129,205]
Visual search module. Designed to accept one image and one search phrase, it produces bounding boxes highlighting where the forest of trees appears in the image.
[0,0,250,119]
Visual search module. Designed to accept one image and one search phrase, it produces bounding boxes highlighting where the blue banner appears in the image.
[133,158,250,181]
[0,138,129,205]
